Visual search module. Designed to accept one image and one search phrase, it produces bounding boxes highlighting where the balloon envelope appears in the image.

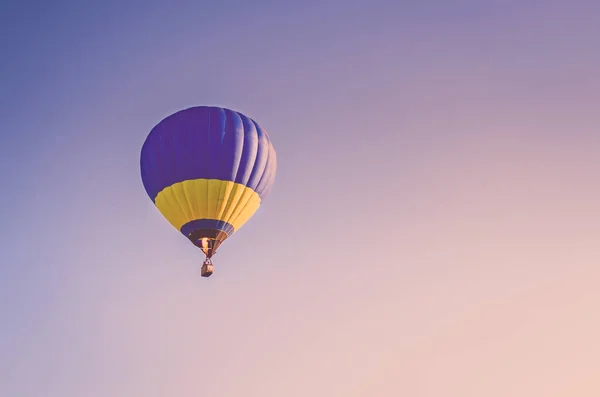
[140,106,277,257]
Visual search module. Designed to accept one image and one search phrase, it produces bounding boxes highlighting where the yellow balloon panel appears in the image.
[154,178,261,233]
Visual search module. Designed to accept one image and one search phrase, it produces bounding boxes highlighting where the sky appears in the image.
[1,0,600,396]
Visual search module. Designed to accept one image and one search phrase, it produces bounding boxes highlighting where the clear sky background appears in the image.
[1,1,600,396]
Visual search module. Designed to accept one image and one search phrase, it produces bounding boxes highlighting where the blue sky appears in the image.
[2,1,600,396]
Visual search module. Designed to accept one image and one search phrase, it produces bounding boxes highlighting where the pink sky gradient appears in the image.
[1,1,599,396]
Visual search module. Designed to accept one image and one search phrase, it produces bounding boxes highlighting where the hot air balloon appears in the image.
[140,106,277,277]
